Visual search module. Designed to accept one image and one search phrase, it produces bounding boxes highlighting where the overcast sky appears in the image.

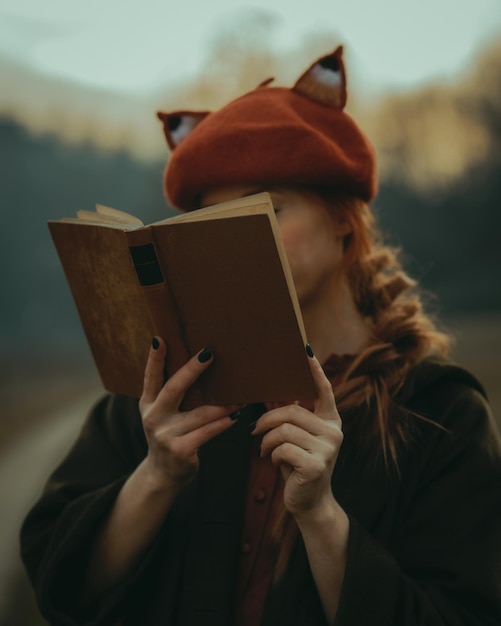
[1,0,500,95]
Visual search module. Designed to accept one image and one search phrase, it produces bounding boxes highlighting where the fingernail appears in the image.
[230,410,241,421]
[198,347,213,363]
[249,421,257,433]
[305,343,314,358]
[152,337,160,350]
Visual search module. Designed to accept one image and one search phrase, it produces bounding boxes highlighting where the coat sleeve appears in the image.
[335,382,501,626]
[19,393,159,626]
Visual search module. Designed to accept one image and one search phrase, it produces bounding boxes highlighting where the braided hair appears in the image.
[330,192,450,466]
[272,190,451,580]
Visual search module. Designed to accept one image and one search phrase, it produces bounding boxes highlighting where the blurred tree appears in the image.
[1,40,500,351]
[0,118,172,351]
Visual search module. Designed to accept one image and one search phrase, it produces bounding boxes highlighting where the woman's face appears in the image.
[200,186,350,307]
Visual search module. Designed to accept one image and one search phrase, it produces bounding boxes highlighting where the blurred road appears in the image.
[447,314,501,428]
[0,387,100,625]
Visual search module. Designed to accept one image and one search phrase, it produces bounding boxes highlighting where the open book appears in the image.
[48,192,317,408]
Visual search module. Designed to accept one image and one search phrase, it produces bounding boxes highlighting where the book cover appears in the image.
[48,193,317,406]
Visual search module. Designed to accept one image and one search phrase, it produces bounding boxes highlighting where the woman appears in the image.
[21,47,501,626]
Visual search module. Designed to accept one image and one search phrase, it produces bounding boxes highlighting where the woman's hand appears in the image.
[253,350,348,625]
[82,338,240,601]
[139,337,240,491]
[252,349,343,522]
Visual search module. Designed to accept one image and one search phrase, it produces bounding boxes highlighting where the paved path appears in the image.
[0,388,101,623]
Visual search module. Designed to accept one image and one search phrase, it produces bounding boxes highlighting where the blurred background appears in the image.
[1,0,500,623]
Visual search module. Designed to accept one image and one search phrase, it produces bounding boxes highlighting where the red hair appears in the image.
[272,190,451,580]
[329,192,450,464]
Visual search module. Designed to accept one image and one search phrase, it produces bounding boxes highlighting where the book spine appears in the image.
[126,228,192,389]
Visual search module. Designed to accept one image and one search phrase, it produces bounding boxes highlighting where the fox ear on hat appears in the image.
[293,45,346,109]
[156,111,210,150]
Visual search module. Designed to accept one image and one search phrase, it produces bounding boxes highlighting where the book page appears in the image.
[95,204,144,226]
[59,217,140,230]
[57,205,144,229]
[150,192,273,225]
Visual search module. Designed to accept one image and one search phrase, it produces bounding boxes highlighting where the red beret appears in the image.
[158,47,377,211]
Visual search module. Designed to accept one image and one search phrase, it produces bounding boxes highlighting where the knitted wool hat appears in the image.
[157,46,377,211]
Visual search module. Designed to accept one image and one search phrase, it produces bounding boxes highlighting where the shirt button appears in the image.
[241,542,252,554]
[254,489,267,503]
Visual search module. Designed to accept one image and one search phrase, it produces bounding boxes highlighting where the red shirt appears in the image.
[234,353,353,625]
[234,435,283,626]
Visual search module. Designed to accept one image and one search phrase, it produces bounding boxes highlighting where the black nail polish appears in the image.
[198,347,213,363]
[230,410,241,421]
[249,421,257,433]
[152,337,160,350]
[306,343,314,358]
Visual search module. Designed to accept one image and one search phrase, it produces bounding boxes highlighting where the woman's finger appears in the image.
[156,347,214,410]
[270,441,311,470]
[252,404,328,437]
[307,349,339,423]
[140,337,167,408]
[168,403,242,437]
[260,422,318,458]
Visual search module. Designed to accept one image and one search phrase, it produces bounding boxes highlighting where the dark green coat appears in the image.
[20,359,501,625]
